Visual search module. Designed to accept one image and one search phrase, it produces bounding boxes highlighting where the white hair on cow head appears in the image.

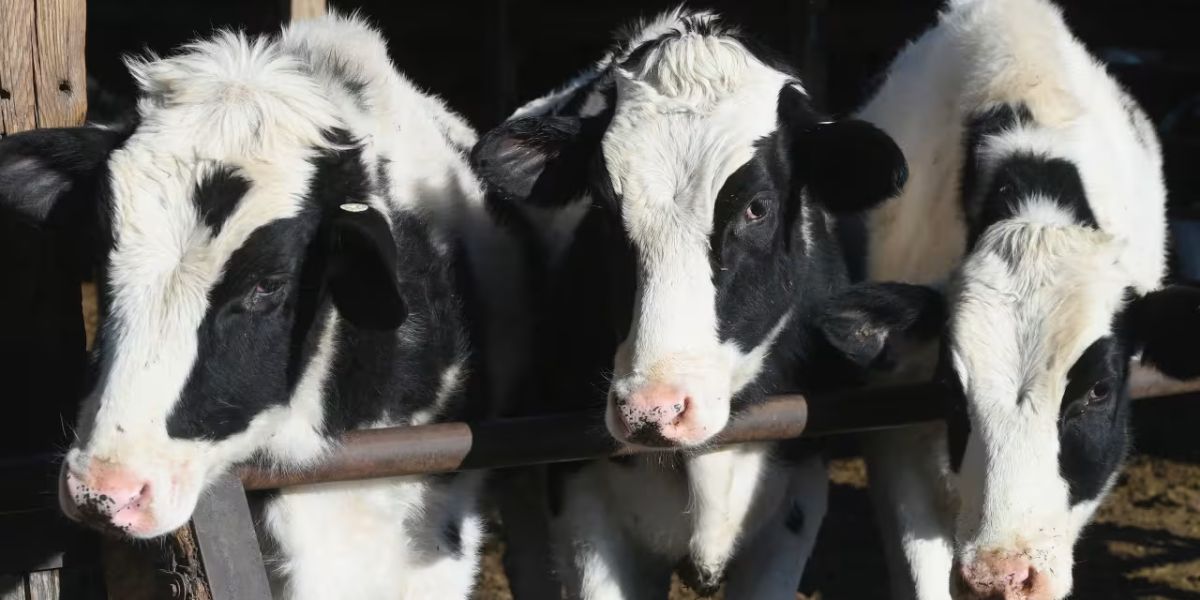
[125,30,341,161]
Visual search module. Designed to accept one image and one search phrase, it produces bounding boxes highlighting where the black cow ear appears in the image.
[471,115,599,207]
[1124,283,1200,380]
[798,120,907,213]
[324,202,406,330]
[779,86,907,214]
[0,126,123,226]
[817,282,945,368]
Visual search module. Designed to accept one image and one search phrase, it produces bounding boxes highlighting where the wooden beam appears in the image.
[0,0,86,135]
[32,0,87,128]
[288,0,326,22]
[0,0,37,133]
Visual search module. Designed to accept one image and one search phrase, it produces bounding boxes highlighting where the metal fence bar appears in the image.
[240,374,1200,491]
[239,383,945,490]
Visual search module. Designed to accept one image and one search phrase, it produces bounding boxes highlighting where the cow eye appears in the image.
[744,195,770,222]
[1087,381,1113,405]
[244,277,288,311]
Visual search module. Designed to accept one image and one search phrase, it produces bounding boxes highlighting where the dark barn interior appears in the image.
[3,0,1199,598]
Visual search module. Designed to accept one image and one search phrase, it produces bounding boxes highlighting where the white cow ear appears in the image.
[0,126,123,227]
[323,203,407,330]
[1125,283,1200,380]
[471,115,603,207]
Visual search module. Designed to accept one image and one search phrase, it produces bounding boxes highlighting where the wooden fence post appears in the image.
[288,0,326,21]
[0,0,87,135]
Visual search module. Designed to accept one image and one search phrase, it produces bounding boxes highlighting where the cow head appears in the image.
[474,12,907,447]
[0,31,407,538]
[942,220,1200,599]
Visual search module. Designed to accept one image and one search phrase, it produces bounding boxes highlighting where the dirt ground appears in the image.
[80,285,1200,599]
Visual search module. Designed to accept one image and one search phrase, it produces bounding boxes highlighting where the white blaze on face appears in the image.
[61,135,323,537]
[599,33,793,446]
[947,218,1130,596]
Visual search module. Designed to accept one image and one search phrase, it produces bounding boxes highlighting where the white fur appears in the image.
[857,0,1168,597]
[62,14,502,599]
[553,447,827,600]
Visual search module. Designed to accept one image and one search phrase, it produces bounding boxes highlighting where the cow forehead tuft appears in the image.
[951,223,1132,405]
[124,27,342,164]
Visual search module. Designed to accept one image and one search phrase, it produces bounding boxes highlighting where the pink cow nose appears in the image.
[615,382,691,445]
[956,556,1048,600]
[63,463,153,532]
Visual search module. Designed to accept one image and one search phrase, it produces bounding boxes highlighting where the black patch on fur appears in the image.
[960,104,1098,245]
[169,131,471,440]
[195,165,251,235]
[1058,336,1131,505]
[784,500,805,534]
[442,519,463,559]
[168,215,323,440]
[975,154,1096,243]
[960,104,1033,219]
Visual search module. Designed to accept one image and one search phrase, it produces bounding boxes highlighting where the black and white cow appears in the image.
[473,9,933,599]
[0,15,522,599]
[856,1,1200,598]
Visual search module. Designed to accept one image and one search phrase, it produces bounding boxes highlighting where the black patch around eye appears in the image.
[960,104,1032,216]
[1058,336,1132,505]
[167,216,319,441]
[195,165,251,236]
[972,154,1096,247]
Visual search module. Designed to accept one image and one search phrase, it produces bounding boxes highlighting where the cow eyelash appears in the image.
[244,277,289,311]
[1086,380,1113,405]
[744,193,772,222]
[1066,380,1114,419]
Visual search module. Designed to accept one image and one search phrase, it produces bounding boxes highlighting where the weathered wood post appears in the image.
[0,0,88,134]
[287,0,326,21]
[1,3,93,599]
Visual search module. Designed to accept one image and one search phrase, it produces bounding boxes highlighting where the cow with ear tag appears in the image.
[0,14,527,600]
[854,0,1200,599]
[472,8,922,599]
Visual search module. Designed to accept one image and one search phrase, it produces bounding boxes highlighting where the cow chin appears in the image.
[58,448,210,539]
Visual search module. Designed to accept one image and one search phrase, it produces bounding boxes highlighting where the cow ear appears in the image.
[0,126,122,227]
[817,282,945,368]
[779,86,907,214]
[471,115,600,207]
[324,202,407,330]
[1124,283,1200,380]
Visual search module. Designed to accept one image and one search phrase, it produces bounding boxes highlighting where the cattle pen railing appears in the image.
[182,373,1200,600]
[2,372,1197,600]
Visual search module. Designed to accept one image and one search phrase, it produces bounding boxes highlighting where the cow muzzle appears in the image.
[607,375,731,448]
[952,553,1055,600]
[59,454,191,539]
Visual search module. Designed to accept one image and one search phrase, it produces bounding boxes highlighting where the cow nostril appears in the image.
[669,397,690,425]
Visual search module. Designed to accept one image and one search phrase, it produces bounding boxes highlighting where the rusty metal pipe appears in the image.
[239,383,944,490]
[239,375,1200,490]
